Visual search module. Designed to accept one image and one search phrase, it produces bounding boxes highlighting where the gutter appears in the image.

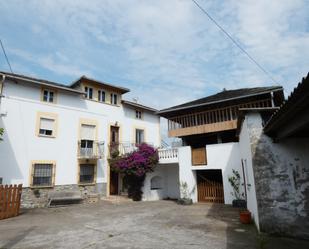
[3,73,85,95]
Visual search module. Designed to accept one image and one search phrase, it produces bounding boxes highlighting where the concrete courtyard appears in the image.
[0,200,308,249]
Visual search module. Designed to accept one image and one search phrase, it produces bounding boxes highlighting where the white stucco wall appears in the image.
[178,146,198,203]
[176,143,243,204]
[239,116,260,230]
[142,164,180,201]
[0,80,160,189]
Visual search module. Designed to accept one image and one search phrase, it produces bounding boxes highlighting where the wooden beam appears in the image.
[168,120,238,137]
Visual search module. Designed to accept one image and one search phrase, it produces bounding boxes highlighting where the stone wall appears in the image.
[246,113,309,239]
[21,183,107,208]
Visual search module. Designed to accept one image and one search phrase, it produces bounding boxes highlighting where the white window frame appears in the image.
[42,89,55,103]
[110,93,118,105]
[85,86,93,99]
[135,110,142,119]
[36,112,58,138]
[98,90,105,102]
[135,129,144,144]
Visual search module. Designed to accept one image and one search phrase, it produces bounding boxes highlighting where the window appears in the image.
[42,89,55,103]
[135,129,144,144]
[80,124,96,141]
[98,90,105,102]
[135,110,142,119]
[32,163,54,187]
[110,93,118,105]
[80,124,96,157]
[150,176,163,190]
[36,112,58,138]
[39,118,55,137]
[79,164,95,184]
[85,86,93,99]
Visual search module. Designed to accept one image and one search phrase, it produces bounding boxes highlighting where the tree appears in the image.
[0,128,3,141]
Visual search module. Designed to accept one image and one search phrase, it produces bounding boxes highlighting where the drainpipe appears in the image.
[0,73,6,103]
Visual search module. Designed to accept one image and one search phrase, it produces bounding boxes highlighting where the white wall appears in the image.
[142,164,180,201]
[177,144,243,204]
[239,116,260,230]
[0,80,160,189]
[178,146,198,203]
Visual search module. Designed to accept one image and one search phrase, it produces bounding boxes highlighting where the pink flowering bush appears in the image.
[110,143,159,201]
[111,143,158,176]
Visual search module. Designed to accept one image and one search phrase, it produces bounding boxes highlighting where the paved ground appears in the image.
[0,200,308,249]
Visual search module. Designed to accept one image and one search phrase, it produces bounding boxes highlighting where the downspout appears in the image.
[0,73,6,104]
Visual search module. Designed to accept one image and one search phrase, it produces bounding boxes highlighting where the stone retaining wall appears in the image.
[21,183,106,208]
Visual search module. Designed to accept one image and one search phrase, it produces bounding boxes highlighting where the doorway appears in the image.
[197,170,224,203]
[109,125,120,195]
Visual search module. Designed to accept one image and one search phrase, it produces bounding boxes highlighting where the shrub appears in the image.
[110,143,158,201]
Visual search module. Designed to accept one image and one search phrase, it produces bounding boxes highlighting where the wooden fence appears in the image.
[0,184,22,220]
[197,179,224,203]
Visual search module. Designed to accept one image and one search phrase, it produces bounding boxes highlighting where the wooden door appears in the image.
[197,178,224,203]
[110,171,119,195]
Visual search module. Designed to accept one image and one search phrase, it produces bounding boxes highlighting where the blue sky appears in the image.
[0,0,308,109]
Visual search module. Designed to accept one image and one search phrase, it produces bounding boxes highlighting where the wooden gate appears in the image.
[197,179,224,203]
[0,184,22,220]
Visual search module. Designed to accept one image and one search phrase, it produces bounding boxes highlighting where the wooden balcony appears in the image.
[168,98,271,137]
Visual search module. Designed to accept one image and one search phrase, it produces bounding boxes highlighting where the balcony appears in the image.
[158,148,178,164]
[77,141,104,159]
[108,142,179,164]
[108,142,138,158]
[167,99,271,137]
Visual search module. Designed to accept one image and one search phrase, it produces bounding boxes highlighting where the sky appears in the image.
[0,0,308,110]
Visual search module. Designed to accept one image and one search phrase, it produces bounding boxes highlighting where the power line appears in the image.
[0,39,13,73]
[191,0,277,84]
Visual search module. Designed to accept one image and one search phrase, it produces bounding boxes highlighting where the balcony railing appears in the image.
[77,141,104,159]
[158,148,178,159]
[167,98,272,136]
[108,142,139,158]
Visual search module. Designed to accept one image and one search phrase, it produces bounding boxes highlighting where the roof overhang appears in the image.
[264,73,309,140]
[1,72,85,95]
[157,87,283,118]
[122,100,158,113]
[70,76,130,94]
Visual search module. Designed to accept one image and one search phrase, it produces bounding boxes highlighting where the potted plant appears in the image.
[239,209,251,224]
[228,169,252,224]
[177,181,193,205]
[228,169,246,208]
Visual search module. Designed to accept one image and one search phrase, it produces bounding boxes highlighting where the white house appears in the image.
[0,71,160,207]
